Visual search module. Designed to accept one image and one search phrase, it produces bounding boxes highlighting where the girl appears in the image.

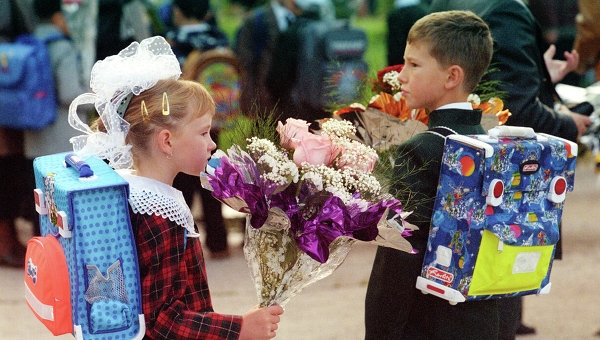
[71,36,283,340]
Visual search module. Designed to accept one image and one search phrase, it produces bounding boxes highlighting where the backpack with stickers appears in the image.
[417,126,577,304]
[291,19,368,112]
[0,33,64,130]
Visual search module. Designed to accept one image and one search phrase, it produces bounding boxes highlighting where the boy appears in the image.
[364,11,499,339]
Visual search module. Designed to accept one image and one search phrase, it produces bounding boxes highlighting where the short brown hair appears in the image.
[407,10,493,92]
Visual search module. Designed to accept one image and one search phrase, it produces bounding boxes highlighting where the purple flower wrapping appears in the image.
[209,156,270,228]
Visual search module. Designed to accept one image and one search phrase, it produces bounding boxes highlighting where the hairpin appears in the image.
[141,100,150,123]
[116,92,134,118]
[162,92,170,116]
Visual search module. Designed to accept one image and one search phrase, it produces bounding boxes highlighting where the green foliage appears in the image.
[218,107,281,150]
[476,65,508,101]
[354,16,388,75]
[373,145,435,224]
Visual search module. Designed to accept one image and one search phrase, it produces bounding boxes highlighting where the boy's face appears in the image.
[399,41,450,112]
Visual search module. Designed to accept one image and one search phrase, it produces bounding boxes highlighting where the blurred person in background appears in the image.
[386,0,428,66]
[97,0,151,60]
[235,0,297,118]
[266,0,336,127]
[528,0,581,86]
[0,0,32,267]
[165,0,229,65]
[21,0,90,257]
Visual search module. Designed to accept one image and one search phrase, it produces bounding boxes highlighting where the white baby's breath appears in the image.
[321,119,356,139]
[467,93,481,105]
[248,137,299,185]
[334,138,378,170]
[382,71,402,92]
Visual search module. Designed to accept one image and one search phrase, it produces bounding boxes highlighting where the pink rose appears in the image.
[277,118,311,150]
[293,134,340,167]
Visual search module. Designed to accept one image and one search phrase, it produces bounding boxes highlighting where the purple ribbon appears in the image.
[209,157,269,228]
[292,196,403,263]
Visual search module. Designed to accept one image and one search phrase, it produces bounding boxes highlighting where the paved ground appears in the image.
[1,154,599,339]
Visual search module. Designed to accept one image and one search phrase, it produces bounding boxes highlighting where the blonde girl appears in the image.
[69,36,283,340]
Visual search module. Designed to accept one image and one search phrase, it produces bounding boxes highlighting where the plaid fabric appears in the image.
[130,209,242,339]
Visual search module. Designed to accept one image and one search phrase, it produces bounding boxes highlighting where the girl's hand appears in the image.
[239,305,284,340]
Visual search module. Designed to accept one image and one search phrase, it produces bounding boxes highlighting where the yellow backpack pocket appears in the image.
[468,229,555,296]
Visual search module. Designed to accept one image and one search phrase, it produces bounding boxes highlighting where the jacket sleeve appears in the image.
[390,134,445,252]
[483,2,578,142]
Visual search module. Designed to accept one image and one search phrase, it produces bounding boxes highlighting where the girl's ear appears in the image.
[445,65,464,90]
[156,129,173,156]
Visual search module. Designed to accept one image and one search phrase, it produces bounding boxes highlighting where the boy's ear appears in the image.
[157,129,173,156]
[445,65,464,90]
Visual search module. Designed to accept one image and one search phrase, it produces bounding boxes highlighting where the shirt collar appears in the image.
[271,1,295,31]
[117,169,199,237]
[176,23,211,41]
[436,102,473,111]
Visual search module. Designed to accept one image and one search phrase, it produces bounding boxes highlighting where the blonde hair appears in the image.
[94,79,215,161]
[407,10,493,92]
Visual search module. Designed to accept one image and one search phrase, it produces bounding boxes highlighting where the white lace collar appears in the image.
[117,170,199,237]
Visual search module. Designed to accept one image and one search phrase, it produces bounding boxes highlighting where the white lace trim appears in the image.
[117,170,199,237]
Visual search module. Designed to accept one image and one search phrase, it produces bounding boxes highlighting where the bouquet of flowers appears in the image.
[334,64,512,148]
[201,118,416,307]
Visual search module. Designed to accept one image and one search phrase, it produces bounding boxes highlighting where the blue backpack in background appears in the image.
[0,33,64,130]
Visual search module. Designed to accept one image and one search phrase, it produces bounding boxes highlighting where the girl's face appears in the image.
[171,110,216,177]
[399,41,449,112]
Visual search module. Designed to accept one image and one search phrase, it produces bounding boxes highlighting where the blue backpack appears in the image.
[0,33,65,130]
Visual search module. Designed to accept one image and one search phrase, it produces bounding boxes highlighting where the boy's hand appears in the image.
[240,305,284,340]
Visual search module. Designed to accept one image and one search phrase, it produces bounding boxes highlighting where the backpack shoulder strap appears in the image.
[425,126,458,139]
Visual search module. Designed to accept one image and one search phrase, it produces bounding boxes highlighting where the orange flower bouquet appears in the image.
[334,64,511,147]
